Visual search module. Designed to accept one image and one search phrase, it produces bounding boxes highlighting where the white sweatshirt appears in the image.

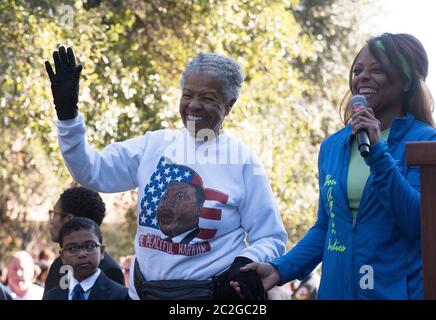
[57,115,287,299]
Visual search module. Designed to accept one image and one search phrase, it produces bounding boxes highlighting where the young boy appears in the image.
[45,187,124,293]
[43,217,129,300]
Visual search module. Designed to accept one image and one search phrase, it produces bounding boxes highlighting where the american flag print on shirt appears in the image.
[139,156,229,240]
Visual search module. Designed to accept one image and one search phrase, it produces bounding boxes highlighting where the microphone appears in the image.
[349,95,370,157]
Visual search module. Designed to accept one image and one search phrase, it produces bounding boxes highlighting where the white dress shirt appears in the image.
[68,269,101,300]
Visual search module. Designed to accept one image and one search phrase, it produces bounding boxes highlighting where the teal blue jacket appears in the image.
[272,113,436,299]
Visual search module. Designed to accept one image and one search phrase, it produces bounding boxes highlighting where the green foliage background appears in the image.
[0,0,378,262]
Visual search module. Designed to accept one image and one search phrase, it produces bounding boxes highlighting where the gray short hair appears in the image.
[180,53,245,104]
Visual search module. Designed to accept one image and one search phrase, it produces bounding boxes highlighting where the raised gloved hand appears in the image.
[45,46,83,120]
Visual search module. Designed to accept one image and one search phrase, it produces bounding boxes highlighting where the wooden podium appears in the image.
[406,141,436,300]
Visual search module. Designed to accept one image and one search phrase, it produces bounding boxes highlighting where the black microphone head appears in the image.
[349,95,368,109]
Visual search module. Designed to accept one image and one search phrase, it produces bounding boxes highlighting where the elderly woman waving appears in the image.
[45,48,287,300]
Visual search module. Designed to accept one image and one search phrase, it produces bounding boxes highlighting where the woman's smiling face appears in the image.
[351,46,405,119]
[179,72,231,137]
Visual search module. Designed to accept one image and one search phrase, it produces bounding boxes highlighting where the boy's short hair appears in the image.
[58,217,103,248]
[59,187,106,225]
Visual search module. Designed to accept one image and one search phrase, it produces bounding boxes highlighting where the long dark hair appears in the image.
[340,33,434,126]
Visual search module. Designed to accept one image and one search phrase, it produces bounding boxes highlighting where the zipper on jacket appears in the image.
[351,183,365,299]
[351,223,358,299]
[351,167,373,299]
[352,215,357,231]
[344,131,360,299]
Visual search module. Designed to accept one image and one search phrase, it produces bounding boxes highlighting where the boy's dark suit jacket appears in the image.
[44,253,124,294]
[43,272,129,300]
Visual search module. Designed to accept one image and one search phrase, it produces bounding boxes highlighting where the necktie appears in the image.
[71,283,85,300]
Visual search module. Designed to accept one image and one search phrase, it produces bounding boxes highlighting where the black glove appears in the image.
[45,46,83,120]
[214,257,266,300]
